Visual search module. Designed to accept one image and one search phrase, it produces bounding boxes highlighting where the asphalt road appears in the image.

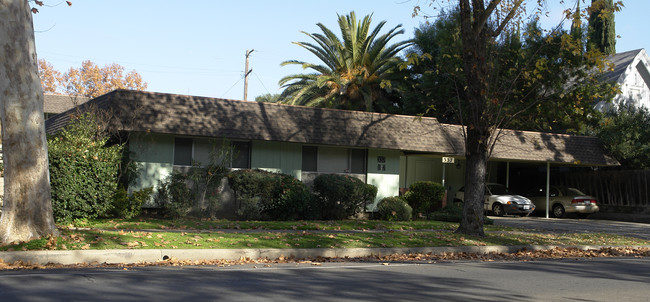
[0,258,648,301]
[491,216,650,240]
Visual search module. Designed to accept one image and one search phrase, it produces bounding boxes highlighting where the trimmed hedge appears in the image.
[228,169,315,220]
[404,181,445,217]
[377,196,412,221]
[312,174,377,220]
[48,113,123,222]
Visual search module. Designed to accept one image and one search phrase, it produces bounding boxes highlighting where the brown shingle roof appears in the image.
[43,94,90,114]
[45,90,618,166]
[439,124,619,166]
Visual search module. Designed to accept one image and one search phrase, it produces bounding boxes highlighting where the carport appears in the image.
[429,125,619,218]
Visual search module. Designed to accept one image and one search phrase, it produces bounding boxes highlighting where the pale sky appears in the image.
[32,0,648,101]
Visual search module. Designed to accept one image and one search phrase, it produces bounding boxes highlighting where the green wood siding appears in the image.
[401,155,467,204]
[128,133,174,204]
[251,141,302,179]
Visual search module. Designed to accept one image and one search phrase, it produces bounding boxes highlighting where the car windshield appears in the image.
[487,184,510,195]
[558,186,586,196]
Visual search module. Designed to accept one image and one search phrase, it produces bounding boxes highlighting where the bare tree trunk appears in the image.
[455,0,490,236]
[457,130,488,236]
[0,0,58,243]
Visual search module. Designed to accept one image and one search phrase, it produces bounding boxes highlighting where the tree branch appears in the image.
[492,0,524,37]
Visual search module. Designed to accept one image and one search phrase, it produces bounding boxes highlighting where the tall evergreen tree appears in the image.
[588,0,616,55]
[571,0,584,51]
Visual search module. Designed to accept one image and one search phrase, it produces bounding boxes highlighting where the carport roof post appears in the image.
[546,161,551,219]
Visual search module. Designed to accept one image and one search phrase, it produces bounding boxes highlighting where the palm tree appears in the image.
[279,12,412,112]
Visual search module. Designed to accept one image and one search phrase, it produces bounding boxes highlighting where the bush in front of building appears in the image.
[403,181,446,217]
[312,174,377,220]
[428,202,493,225]
[153,172,193,218]
[111,186,153,219]
[48,112,123,222]
[377,196,412,221]
[427,202,463,222]
[228,169,316,220]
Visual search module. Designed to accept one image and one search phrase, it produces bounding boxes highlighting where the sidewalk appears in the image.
[1,244,642,266]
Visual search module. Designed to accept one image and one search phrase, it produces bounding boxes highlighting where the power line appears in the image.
[220,76,244,99]
[253,71,272,95]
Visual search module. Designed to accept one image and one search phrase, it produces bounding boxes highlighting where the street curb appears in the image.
[2,245,649,265]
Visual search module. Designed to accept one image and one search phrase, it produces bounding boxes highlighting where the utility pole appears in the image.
[244,49,254,101]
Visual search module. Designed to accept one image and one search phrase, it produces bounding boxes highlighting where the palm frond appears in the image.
[279,11,410,112]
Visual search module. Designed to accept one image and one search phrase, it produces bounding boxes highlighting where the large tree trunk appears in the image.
[455,0,491,236]
[0,0,58,243]
[456,128,488,236]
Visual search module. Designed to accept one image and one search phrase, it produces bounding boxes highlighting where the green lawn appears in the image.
[1,218,648,251]
[68,218,470,232]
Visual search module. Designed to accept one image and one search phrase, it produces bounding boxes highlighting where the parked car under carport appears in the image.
[525,185,599,218]
[455,183,536,217]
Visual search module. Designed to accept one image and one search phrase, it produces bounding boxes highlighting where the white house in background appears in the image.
[596,48,650,111]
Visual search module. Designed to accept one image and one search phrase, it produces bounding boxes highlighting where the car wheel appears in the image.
[492,203,505,216]
[552,204,566,218]
[577,213,589,219]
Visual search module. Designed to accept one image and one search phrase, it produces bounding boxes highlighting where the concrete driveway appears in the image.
[491,216,650,241]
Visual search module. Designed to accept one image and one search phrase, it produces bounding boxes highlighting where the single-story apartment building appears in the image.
[45,90,619,213]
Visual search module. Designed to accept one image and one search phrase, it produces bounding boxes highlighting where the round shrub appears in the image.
[312,174,377,220]
[377,196,412,221]
[228,169,315,220]
[404,181,445,217]
[266,173,316,220]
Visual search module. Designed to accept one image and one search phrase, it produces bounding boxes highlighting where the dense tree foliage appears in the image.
[405,9,616,134]
[38,59,148,98]
[278,12,412,112]
[38,59,61,94]
[593,105,650,170]
[255,93,281,103]
[411,0,619,236]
